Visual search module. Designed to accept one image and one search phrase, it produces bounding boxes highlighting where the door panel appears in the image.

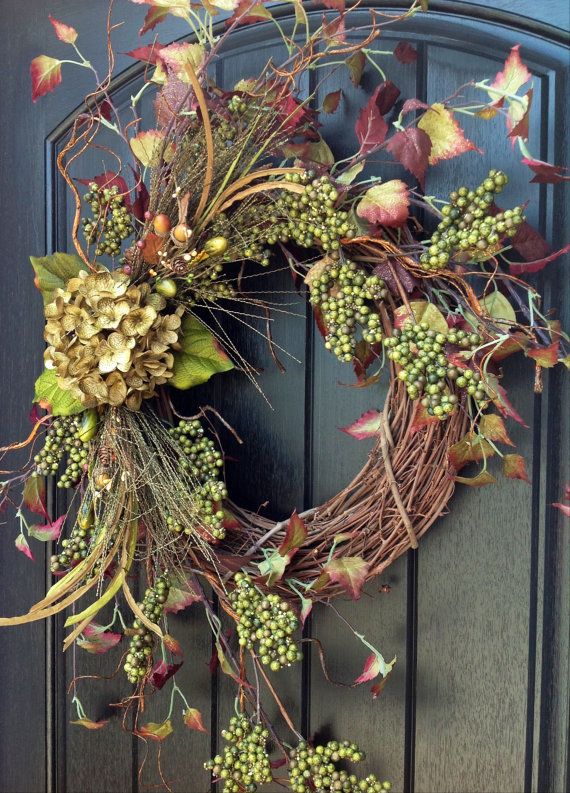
[0,3,568,793]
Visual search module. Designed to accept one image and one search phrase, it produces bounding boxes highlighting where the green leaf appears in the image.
[170,316,233,390]
[34,369,84,416]
[336,162,365,185]
[258,549,290,587]
[479,292,516,325]
[30,252,86,304]
[393,300,448,334]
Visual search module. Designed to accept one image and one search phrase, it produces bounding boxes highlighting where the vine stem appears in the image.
[244,508,317,556]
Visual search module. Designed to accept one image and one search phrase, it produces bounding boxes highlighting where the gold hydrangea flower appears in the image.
[43,268,183,409]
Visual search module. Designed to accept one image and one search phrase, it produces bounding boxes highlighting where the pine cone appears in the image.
[44,269,183,410]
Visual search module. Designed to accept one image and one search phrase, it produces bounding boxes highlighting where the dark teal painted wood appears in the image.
[0,3,568,793]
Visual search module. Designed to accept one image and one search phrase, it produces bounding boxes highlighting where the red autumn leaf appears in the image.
[29,514,66,542]
[139,7,170,36]
[373,81,401,115]
[409,402,440,434]
[488,45,531,100]
[341,409,382,440]
[320,0,345,9]
[164,572,199,613]
[508,87,533,141]
[373,261,417,296]
[226,1,272,27]
[479,414,514,447]
[77,622,122,654]
[183,708,208,733]
[222,507,242,531]
[400,98,429,116]
[300,596,313,627]
[324,556,369,600]
[527,340,560,368]
[418,103,481,165]
[345,51,366,86]
[509,242,570,275]
[521,158,570,184]
[77,171,132,209]
[125,42,166,64]
[163,633,183,656]
[510,220,550,263]
[322,14,345,46]
[489,333,529,361]
[130,168,150,222]
[371,674,392,699]
[138,720,174,741]
[455,470,497,487]
[493,384,529,428]
[323,89,342,114]
[23,476,47,517]
[31,55,62,102]
[386,128,431,186]
[71,718,109,730]
[15,533,34,561]
[355,94,388,155]
[149,660,182,690]
[279,511,308,557]
[49,15,78,44]
[393,41,417,64]
[503,454,530,483]
[553,502,570,517]
[354,651,395,685]
[357,179,410,228]
[448,432,495,471]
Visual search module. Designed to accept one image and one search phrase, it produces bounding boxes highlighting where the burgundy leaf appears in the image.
[386,127,431,187]
[29,514,66,542]
[510,220,550,263]
[393,41,417,64]
[373,260,417,295]
[400,98,429,115]
[278,511,308,557]
[77,171,132,210]
[355,82,401,155]
[149,660,182,690]
[77,622,122,654]
[522,158,570,184]
[509,242,570,275]
[125,42,165,64]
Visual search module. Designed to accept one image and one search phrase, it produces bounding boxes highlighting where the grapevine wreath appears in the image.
[1,1,569,791]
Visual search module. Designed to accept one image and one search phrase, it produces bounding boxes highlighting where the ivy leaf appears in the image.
[30,252,87,304]
[386,128,431,186]
[31,55,62,102]
[77,622,122,654]
[183,708,208,733]
[15,533,34,561]
[29,514,66,542]
[71,718,109,730]
[355,82,400,155]
[448,432,495,471]
[418,103,481,165]
[492,383,529,428]
[336,162,365,185]
[455,470,497,487]
[138,720,174,741]
[130,129,175,168]
[521,158,570,184]
[49,15,78,44]
[487,45,531,102]
[324,557,369,600]
[479,414,514,447]
[357,180,409,228]
[33,369,84,417]
[149,660,182,689]
[345,51,366,86]
[23,476,47,517]
[258,550,290,587]
[323,90,342,114]
[278,511,308,557]
[393,300,448,334]
[170,315,234,390]
[393,41,417,64]
[354,651,395,684]
[159,42,206,82]
[479,292,516,325]
[164,571,199,613]
[340,409,382,440]
[526,340,560,368]
[503,454,530,483]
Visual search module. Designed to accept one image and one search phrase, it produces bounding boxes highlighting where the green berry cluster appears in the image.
[124,575,170,685]
[228,95,248,116]
[419,170,525,271]
[383,321,488,418]
[288,740,391,793]
[268,172,356,254]
[33,415,89,488]
[82,182,134,257]
[167,419,228,541]
[50,499,95,573]
[309,259,387,363]
[230,572,302,671]
[205,715,272,793]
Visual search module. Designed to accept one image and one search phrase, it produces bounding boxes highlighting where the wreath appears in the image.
[1,2,569,791]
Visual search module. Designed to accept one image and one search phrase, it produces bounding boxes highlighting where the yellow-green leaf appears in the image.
[30,252,86,304]
[129,129,175,168]
[170,316,233,390]
[34,369,84,416]
[479,292,516,325]
[393,300,448,334]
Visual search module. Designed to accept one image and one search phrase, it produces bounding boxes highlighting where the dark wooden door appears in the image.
[0,2,568,792]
